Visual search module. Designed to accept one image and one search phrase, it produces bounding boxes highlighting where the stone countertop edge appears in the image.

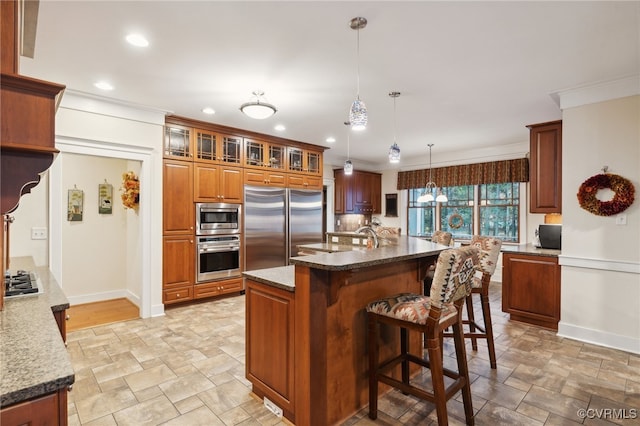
[243,265,295,292]
[290,236,446,271]
[501,243,561,257]
[1,257,74,407]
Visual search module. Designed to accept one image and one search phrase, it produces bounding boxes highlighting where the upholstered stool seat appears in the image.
[367,246,479,426]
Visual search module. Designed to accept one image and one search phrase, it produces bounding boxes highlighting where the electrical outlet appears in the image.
[263,396,283,418]
[615,214,627,225]
[31,227,47,240]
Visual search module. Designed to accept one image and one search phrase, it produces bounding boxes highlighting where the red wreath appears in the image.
[577,173,635,216]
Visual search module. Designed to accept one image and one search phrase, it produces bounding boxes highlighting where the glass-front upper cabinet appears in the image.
[287,147,323,175]
[164,125,193,159]
[195,129,242,164]
[245,138,285,170]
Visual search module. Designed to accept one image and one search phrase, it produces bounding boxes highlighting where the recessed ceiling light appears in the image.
[126,33,149,47]
[202,107,215,115]
[326,137,336,143]
[94,81,114,91]
[274,124,286,131]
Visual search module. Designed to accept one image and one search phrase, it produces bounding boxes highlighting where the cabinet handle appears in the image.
[177,293,181,297]
[66,315,70,321]
[68,385,73,392]
[220,195,224,200]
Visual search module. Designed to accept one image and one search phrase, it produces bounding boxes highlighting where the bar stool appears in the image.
[423,230,453,293]
[448,236,502,369]
[367,246,479,426]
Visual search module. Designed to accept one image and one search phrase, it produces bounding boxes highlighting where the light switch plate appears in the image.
[615,215,627,225]
[31,227,47,240]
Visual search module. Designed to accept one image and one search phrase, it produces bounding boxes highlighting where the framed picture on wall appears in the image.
[67,188,84,221]
[98,183,113,214]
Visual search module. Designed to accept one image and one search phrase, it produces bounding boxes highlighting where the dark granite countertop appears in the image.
[290,236,445,271]
[1,257,74,407]
[243,265,295,292]
[501,243,561,258]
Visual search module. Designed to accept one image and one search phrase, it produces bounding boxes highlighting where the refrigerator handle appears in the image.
[285,188,290,264]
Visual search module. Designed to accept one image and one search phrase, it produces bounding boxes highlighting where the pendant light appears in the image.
[240,90,277,119]
[388,91,401,163]
[416,144,447,203]
[344,121,353,175]
[348,17,367,131]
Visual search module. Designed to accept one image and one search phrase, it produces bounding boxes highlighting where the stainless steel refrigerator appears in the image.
[244,185,323,271]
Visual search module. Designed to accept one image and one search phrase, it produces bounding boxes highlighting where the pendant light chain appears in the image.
[356,26,361,100]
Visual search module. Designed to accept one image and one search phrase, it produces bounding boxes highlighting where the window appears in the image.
[408,182,520,242]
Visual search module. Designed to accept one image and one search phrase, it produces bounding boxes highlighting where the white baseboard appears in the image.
[557,321,640,355]
[67,289,139,308]
[150,303,166,318]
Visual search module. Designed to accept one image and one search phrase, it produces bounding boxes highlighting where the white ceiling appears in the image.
[19,1,639,170]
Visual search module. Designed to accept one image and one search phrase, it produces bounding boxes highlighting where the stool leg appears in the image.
[452,319,474,425]
[465,294,478,351]
[401,327,410,386]
[368,314,379,420]
[480,292,497,369]
[425,336,448,426]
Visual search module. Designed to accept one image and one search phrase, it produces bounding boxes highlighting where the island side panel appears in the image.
[245,280,296,421]
[295,259,427,425]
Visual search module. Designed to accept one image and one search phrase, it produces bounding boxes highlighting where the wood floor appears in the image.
[66,298,139,332]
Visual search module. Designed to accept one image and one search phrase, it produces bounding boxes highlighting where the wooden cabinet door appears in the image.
[371,173,381,214]
[163,235,194,289]
[528,120,562,213]
[1,389,67,426]
[164,125,193,160]
[219,166,243,202]
[246,280,295,419]
[194,163,220,202]
[163,160,193,234]
[334,170,344,213]
[502,253,560,330]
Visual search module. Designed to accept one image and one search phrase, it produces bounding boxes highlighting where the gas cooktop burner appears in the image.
[4,270,40,297]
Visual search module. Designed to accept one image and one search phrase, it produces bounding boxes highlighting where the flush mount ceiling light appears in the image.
[348,17,367,131]
[417,144,448,203]
[344,121,353,175]
[240,90,277,119]
[388,91,401,163]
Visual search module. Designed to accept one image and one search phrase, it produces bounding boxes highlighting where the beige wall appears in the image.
[59,153,138,300]
[558,95,639,353]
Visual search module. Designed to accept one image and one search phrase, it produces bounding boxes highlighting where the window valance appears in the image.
[396,158,529,190]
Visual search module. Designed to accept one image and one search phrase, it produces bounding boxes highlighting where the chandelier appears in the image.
[417,144,448,203]
[348,17,367,131]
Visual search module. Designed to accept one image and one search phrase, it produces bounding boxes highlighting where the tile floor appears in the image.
[66,284,640,425]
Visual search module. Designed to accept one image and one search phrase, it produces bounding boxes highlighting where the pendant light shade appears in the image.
[348,17,367,131]
[417,144,447,203]
[240,90,277,119]
[388,91,401,163]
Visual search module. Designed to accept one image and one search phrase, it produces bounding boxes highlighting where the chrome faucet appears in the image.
[355,226,379,248]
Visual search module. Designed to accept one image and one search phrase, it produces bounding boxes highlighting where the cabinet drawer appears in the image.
[194,277,244,299]
[163,286,193,304]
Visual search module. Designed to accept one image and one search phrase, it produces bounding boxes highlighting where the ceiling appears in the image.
[19,1,639,170]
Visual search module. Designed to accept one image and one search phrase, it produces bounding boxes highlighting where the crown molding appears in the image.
[549,75,640,110]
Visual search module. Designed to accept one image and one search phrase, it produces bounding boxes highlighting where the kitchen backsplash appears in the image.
[334,214,370,232]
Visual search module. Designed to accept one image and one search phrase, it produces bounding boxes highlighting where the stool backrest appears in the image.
[469,236,502,276]
[430,246,479,308]
[431,230,453,246]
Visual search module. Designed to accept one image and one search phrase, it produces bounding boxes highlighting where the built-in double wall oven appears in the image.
[195,203,242,283]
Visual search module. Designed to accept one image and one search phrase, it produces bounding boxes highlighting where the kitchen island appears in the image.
[244,236,446,425]
[1,257,74,425]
